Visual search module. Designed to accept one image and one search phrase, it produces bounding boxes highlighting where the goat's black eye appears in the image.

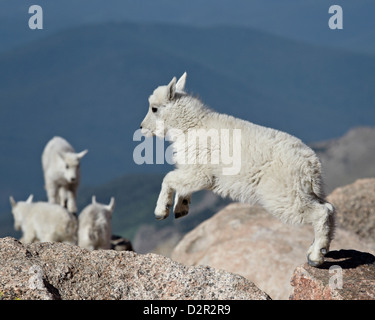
[152,107,158,113]
[66,164,69,169]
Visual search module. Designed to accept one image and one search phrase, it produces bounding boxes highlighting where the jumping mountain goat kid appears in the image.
[42,136,88,215]
[140,72,335,267]
[9,195,78,244]
[78,196,115,250]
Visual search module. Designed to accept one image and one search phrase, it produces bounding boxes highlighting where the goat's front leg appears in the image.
[58,187,68,208]
[66,185,78,215]
[173,193,191,219]
[45,181,58,204]
[155,171,176,220]
[66,190,77,215]
[155,169,212,220]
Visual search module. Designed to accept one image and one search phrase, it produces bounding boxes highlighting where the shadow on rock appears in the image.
[320,249,375,270]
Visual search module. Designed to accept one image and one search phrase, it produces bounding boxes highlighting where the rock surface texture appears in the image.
[290,250,375,300]
[327,178,375,242]
[0,237,270,300]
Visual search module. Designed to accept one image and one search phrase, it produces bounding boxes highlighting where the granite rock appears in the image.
[327,178,375,242]
[290,249,375,300]
[171,203,374,299]
[0,237,270,300]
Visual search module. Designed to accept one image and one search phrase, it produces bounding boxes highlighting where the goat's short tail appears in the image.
[325,202,334,213]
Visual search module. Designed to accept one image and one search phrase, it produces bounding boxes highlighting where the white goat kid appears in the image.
[9,195,78,244]
[140,72,336,267]
[78,196,115,250]
[42,136,88,214]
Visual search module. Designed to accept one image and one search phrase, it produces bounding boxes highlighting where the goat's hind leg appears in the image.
[306,201,336,267]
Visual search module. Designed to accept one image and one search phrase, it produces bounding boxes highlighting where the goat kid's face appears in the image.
[59,151,87,184]
[11,206,22,230]
[9,195,33,230]
[140,73,187,138]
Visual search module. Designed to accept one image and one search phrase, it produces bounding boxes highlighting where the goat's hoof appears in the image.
[175,210,189,219]
[155,205,170,220]
[307,253,324,267]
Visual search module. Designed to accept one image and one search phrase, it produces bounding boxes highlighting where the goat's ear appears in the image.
[176,72,187,92]
[77,149,88,160]
[107,197,115,212]
[92,195,97,205]
[166,77,177,100]
[26,194,34,203]
[9,196,16,208]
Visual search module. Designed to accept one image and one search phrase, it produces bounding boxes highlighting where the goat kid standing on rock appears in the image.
[42,136,88,215]
[140,72,336,267]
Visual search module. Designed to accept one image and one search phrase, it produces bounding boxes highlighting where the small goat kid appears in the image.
[10,195,78,244]
[78,196,115,250]
[140,72,335,267]
[42,136,88,214]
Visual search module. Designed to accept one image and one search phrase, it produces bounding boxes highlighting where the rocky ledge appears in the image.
[0,237,270,300]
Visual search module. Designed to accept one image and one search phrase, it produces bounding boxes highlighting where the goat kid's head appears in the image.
[9,194,33,230]
[92,195,115,218]
[140,72,187,138]
[58,150,88,184]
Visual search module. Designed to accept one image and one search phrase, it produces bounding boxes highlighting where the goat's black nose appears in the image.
[140,126,142,129]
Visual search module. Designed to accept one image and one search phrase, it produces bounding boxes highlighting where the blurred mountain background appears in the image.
[0,1,374,251]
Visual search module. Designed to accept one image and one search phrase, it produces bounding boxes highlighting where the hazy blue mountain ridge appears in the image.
[0,22,374,226]
[1,1,374,54]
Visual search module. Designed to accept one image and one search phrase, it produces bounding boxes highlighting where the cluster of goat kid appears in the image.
[9,136,131,251]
